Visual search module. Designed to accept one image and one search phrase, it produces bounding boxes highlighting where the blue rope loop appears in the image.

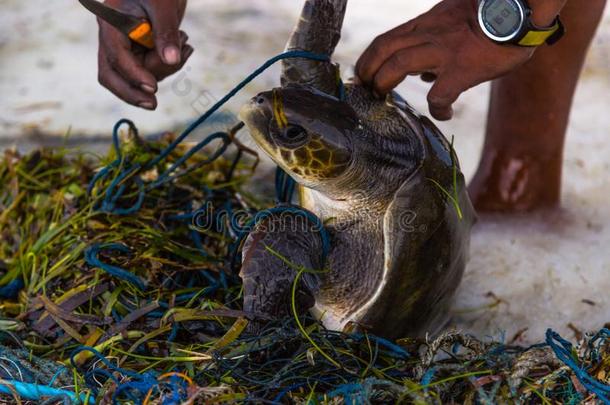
[0,277,24,299]
[546,328,610,404]
[84,243,146,290]
[87,51,332,217]
[70,346,190,405]
[111,118,138,161]
[87,119,146,215]
[85,51,337,283]
[84,51,336,253]
[148,131,232,189]
[101,164,145,215]
[73,51,339,398]
[143,50,331,170]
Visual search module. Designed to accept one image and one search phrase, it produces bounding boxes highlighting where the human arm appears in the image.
[355,0,567,120]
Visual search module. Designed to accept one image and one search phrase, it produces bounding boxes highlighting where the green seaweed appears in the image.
[0,130,607,404]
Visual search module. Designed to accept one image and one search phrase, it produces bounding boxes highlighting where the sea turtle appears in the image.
[238,0,475,339]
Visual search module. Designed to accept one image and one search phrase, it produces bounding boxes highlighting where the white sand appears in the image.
[1,0,608,343]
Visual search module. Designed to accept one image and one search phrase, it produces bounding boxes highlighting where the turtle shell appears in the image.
[358,107,476,338]
[297,90,475,338]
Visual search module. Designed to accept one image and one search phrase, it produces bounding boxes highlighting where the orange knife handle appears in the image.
[128,21,154,49]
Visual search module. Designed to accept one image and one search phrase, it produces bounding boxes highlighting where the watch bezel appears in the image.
[478,0,526,43]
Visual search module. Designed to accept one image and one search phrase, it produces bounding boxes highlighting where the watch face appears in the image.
[480,0,524,41]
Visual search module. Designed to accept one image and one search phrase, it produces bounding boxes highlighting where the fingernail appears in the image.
[139,101,155,110]
[163,46,181,65]
[141,84,156,94]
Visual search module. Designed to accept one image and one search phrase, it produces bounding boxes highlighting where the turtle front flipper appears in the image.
[281,0,347,97]
[240,212,324,332]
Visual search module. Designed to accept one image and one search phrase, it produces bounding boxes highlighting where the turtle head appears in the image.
[240,85,357,189]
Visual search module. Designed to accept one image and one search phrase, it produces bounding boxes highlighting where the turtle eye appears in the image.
[277,124,309,147]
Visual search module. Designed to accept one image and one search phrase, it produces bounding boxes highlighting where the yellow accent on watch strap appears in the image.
[518,21,561,46]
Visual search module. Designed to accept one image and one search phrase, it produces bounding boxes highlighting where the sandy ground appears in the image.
[1,0,609,344]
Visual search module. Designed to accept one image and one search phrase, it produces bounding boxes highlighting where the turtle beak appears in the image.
[240,92,272,124]
[239,92,276,151]
[240,93,273,133]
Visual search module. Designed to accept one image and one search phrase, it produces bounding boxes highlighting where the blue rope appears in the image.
[85,52,335,279]
[350,333,410,359]
[546,328,610,404]
[73,51,337,397]
[87,51,330,216]
[111,118,137,160]
[70,346,190,405]
[0,380,93,404]
[326,383,366,405]
[168,322,179,343]
[145,50,330,169]
[81,51,337,292]
[588,328,610,363]
[87,120,146,215]
[84,243,146,290]
[0,277,24,299]
[87,161,117,195]
[48,366,68,387]
[421,367,437,390]
[100,164,144,215]
[70,347,153,402]
[148,131,232,189]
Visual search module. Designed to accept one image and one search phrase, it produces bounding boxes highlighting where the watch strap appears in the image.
[517,17,565,46]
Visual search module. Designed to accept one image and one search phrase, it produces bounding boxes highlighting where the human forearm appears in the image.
[356,0,536,120]
[355,0,579,120]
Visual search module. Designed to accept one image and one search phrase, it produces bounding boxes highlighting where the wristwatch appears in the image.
[477,0,565,46]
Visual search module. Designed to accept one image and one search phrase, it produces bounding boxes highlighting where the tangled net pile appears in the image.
[0,52,609,404]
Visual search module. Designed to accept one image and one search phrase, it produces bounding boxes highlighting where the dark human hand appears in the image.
[97,0,193,110]
[356,0,543,120]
